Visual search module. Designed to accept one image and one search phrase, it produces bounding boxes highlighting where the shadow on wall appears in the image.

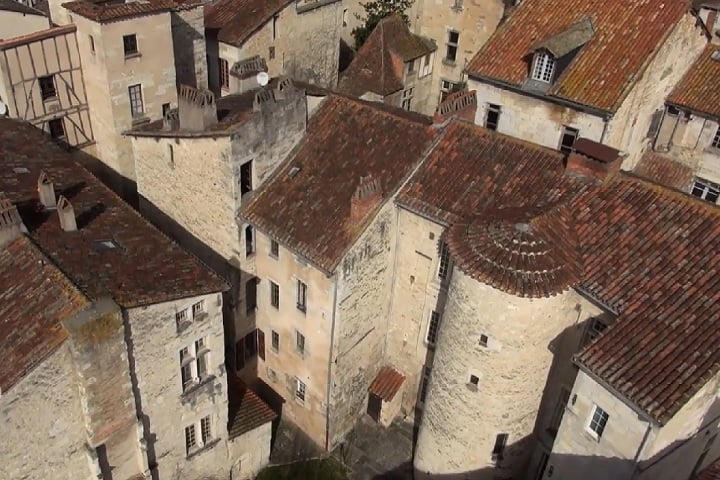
[339,39,355,74]
[170,12,205,89]
[71,146,139,210]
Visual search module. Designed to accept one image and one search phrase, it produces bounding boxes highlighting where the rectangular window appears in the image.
[588,405,609,438]
[245,225,255,256]
[162,102,171,117]
[240,160,252,197]
[419,366,431,404]
[179,338,210,392]
[439,79,459,103]
[479,334,489,347]
[532,52,555,83]
[246,278,257,314]
[691,177,720,203]
[270,281,280,309]
[485,104,501,131]
[89,34,95,54]
[269,46,275,60]
[48,118,65,139]
[176,308,188,328]
[295,378,306,402]
[401,87,414,111]
[296,280,307,312]
[258,329,265,361]
[420,53,433,77]
[407,59,416,75]
[123,34,138,56]
[296,331,305,355]
[128,84,144,118]
[445,30,459,62]
[272,15,278,40]
[192,300,204,319]
[270,240,279,258]
[549,387,571,434]
[218,58,229,90]
[39,75,56,101]
[271,330,279,352]
[712,126,720,149]
[342,8,348,27]
[583,317,608,346]
[426,311,440,345]
[559,126,579,154]
[492,433,509,462]
[185,424,196,454]
[200,416,212,444]
[438,241,450,279]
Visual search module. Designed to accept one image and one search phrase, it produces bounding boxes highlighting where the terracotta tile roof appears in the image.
[0,24,76,51]
[369,366,405,402]
[633,151,694,191]
[465,0,691,112]
[338,15,436,97]
[0,118,227,308]
[575,174,720,424]
[447,203,583,298]
[204,0,292,47]
[698,458,720,480]
[240,94,436,273]
[0,0,45,15]
[228,377,278,439]
[0,235,90,393]
[396,120,587,225]
[667,44,720,119]
[62,0,198,23]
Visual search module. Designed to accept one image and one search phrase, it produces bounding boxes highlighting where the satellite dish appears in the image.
[256,71,269,86]
[0,101,6,116]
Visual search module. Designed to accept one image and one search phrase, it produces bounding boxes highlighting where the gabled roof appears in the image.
[0,235,89,393]
[204,0,292,47]
[667,44,720,119]
[633,151,694,191]
[0,118,227,308]
[62,0,199,23]
[466,0,692,113]
[0,0,45,16]
[228,377,277,439]
[338,15,436,97]
[240,94,436,273]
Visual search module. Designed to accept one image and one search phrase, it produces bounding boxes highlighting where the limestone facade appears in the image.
[0,6,49,39]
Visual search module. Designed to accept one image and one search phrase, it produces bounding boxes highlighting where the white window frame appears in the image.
[691,177,720,203]
[438,241,451,279]
[439,79,459,103]
[185,415,213,456]
[180,337,210,392]
[295,378,306,402]
[420,53,433,77]
[296,330,306,356]
[426,310,441,346]
[128,84,144,118]
[712,126,720,149]
[218,57,229,91]
[192,300,205,318]
[586,404,609,439]
[270,280,280,309]
[401,87,414,111]
[531,51,555,83]
[583,317,608,345]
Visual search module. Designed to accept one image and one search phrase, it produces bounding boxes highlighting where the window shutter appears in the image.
[236,340,245,370]
[258,329,266,361]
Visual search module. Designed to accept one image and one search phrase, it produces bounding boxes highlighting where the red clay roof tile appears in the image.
[204,0,292,47]
[62,0,198,22]
[228,377,278,439]
[633,151,695,191]
[369,366,405,402]
[667,44,720,119]
[466,0,691,112]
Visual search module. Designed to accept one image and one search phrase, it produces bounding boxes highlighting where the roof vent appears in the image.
[38,170,56,209]
[57,195,77,232]
[712,50,720,61]
[13,167,29,174]
[288,166,300,177]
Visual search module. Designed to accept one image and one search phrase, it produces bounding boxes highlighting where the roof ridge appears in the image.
[618,170,720,216]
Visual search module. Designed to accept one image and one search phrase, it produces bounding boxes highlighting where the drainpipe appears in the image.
[324,275,339,451]
[630,422,654,479]
[599,115,611,144]
[666,108,683,152]
[693,117,708,150]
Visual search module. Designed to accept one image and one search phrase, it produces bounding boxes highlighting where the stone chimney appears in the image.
[0,193,25,248]
[178,85,217,131]
[566,138,623,181]
[274,77,295,101]
[230,55,268,94]
[163,107,179,131]
[434,90,477,124]
[350,175,383,224]
[57,195,77,232]
[38,170,56,208]
[253,87,275,112]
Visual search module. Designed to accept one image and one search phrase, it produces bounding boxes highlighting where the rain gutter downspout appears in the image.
[324,274,339,451]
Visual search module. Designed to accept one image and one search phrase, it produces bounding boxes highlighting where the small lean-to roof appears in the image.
[241,94,436,273]
[633,151,694,191]
[667,44,720,119]
[227,378,278,439]
[204,0,292,47]
[466,0,691,113]
[0,118,227,308]
[0,0,45,15]
[0,235,90,393]
[369,366,405,402]
[338,15,436,97]
[62,0,199,23]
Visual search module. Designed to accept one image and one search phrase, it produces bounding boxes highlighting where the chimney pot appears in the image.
[57,195,77,232]
[350,175,383,224]
[565,138,623,181]
[0,193,25,248]
[38,170,56,208]
[178,85,217,131]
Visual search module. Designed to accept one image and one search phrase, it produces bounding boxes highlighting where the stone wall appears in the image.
[126,293,231,479]
[656,112,720,185]
[330,200,397,448]
[414,267,598,479]
[171,7,208,89]
[0,10,50,41]
[227,421,273,478]
[0,345,94,480]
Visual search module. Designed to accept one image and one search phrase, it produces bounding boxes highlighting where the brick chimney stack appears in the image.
[57,195,77,232]
[178,85,217,131]
[0,193,25,248]
[350,175,383,224]
[565,138,623,181]
[38,170,56,208]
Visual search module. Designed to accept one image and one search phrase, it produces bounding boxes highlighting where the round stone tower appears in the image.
[413,205,586,479]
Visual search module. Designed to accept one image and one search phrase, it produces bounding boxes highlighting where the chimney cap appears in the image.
[572,138,621,164]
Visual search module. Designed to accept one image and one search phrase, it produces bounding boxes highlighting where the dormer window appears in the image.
[532,51,555,83]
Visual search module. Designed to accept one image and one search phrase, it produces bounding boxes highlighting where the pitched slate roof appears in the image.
[667,44,720,119]
[0,235,89,393]
[62,0,198,23]
[240,94,436,273]
[204,0,292,47]
[369,366,406,402]
[633,151,694,191]
[466,0,692,113]
[228,377,278,439]
[0,118,227,308]
[338,15,436,97]
[0,0,45,15]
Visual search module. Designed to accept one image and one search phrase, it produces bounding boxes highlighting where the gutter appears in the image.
[324,275,339,451]
[630,423,654,479]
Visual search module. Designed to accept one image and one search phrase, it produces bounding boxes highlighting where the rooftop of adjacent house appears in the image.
[369,366,406,402]
[204,0,292,47]
[697,458,720,480]
[633,151,695,191]
[0,234,90,393]
[0,24,76,50]
[227,377,278,439]
[667,44,720,119]
[240,94,436,273]
[62,0,200,23]
[0,117,227,308]
[465,0,692,113]
[0,0,45,15]
[338,14,436,98]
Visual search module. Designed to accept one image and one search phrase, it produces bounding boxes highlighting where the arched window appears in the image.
[532,51,555,83]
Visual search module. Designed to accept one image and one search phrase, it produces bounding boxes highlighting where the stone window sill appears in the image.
[186,438,221,460]
[124,52,142,61]
[43,96,59,104]
[131,115,150,126]
[181,375,216,400]
[442,59,457,67]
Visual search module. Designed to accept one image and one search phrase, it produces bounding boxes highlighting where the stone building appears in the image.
[338,14,437,114]
[464,0,709,169]
[0,117,275,480]
[696,0,720,43]
[238,94,437,449]
[0,0,49,39]
[0,24,94,149]
[204,0,342,94]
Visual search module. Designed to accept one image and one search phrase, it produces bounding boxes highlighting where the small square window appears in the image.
[39,75,56,101]
[270,240,279,258]
[271,330,279,352]
[588,405,609,438]
[667,105,680,116]
[48,118,65,139]
[479,334,489,347]
[123,34,138,56]
[176,309,188,326]
[469,374,479,386]
[270,281,280,309]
